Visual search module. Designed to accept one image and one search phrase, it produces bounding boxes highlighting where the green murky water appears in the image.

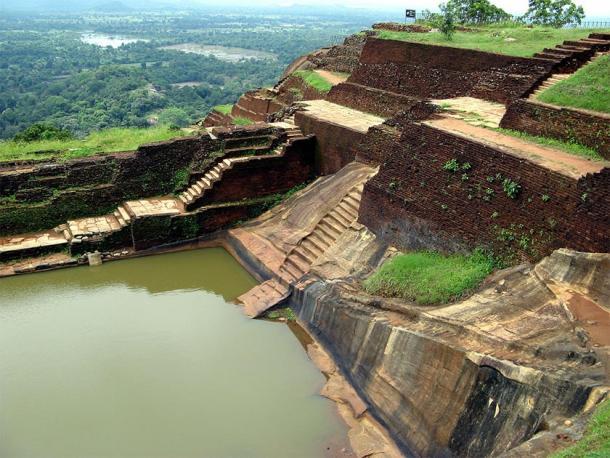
[0,248,347,458]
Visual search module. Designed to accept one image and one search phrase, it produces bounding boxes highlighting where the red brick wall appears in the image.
[294,111,364,175]
[198,137,316,205]
[326,82,420,117]
[501,99,610,160]
[349,38,555,104]
[358,122,609,260]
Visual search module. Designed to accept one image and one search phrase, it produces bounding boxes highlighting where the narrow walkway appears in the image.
[314,69,349,86]
[425,116,608,179]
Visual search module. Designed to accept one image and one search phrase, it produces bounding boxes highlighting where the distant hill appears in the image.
[92,1,134,12]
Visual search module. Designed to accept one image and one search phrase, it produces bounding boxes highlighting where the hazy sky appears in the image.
[273,0,608,17]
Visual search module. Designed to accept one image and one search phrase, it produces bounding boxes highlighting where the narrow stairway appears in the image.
[278,183,364,283]
[238,182,365,317]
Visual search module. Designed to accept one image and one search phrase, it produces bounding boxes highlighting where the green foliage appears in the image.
[538,55,610,114]
[363,249,496,305]
[266,307,297,321]
[494,128,604,161]
[214,104,233,115]
[233,117,254,126]
[440,12,456,40]
[443,158,460,172]
[0,125,188,162]
[441,0,511,25]
[374,26,609,58]
[541,194,551,202]
[523,0,585,28]
[551,398,610,458]
[172,167,190,193]
[13,123,73,142]
[502,178,521,199]
[157,107,190,127]
[293,70,333,94]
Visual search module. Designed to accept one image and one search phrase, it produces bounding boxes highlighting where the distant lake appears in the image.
[81,33,149,48]
[160,43,278,62]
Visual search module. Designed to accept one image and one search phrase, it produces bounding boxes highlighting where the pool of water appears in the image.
[0,248,347,458]
[159,43,278,62]
[81,33,149,48]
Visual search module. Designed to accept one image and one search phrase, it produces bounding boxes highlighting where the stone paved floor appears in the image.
[299,100,385,133]
[125,198,182,217]
[0,230,68,256]
[431,97,507,128]
[69,215,121,237]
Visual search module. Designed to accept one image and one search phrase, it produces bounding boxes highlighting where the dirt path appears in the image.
[314,69,349,86]
[426,116,607,179]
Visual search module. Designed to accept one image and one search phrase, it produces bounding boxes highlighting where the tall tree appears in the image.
[441,0,511,24]
[523,0,585,28]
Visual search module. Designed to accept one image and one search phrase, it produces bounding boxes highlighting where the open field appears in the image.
[0,126,189,162]
[375,26,610,57]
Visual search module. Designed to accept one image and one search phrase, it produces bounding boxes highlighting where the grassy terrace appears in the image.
[552,398,610,458]
[293,70,333,94]
[0,126,189,163]
[495,128,605,161]
[539,54,610,114]
[213,104,234,115]
[374,26,610,58]
[364,250,495,305]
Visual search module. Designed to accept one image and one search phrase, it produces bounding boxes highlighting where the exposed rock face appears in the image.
[291,240,608,456]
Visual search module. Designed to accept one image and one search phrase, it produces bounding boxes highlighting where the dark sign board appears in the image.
[405,9,416,18]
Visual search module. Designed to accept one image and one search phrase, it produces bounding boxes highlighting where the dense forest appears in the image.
[0,10,372,139]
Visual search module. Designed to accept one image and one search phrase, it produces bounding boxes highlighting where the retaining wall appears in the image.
[358,121,609,259]
[501,99,610,160]
[348,38,556,104]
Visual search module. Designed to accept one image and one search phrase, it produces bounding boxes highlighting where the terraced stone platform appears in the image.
[297,100,385,133]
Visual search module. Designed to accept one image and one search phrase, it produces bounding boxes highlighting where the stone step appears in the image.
[285,253,309,274]
[343,195,361,211]
[117,205,132,223]
[309,231,333,249]
[327,211,350,229]
[316,221,340,241]
[281,260,305,280]
[238,279,290,318]
[331,206,353,226]
[179,195,189,205]
[321,216,346,236]
[292,246,315,265]
[301,238,325,258]
[192,183,202,193]
[336,202,357,220]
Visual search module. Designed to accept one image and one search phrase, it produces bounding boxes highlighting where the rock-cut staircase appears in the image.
[238,182,364,317]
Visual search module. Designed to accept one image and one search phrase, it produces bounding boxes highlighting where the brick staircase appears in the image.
[237,182,364,317]
[529,33,609,99]
[178,144,285,211]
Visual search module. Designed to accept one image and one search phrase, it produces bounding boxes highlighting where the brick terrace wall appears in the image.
[501,99,610,160]
[326,82,420,118]
[358,122,609,259]
[276,75,327,106]
[231,90,285,122]
[295,111,365,175]
[348,38,556,104]
[199,137,316,205]
[203,109,234,128]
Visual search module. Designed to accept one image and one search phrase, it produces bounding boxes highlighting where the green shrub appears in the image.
[13,123,73,142]
[363,249,496,305]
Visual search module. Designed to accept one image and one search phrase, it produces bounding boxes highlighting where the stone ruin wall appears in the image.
[357,120,609,260]
[501,99,610,160]
[348,38,556,104]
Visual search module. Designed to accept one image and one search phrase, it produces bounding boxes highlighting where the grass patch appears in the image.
[538,55,610,114]
[0,125,188,163]
[214,104,233,115]
[363,250,496,305]
[374,26,610,58]
[495,128,605,161]
[293,70,333,94]
[233,117,254,126]
[551,398,610,458]
[266,307,297,321]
